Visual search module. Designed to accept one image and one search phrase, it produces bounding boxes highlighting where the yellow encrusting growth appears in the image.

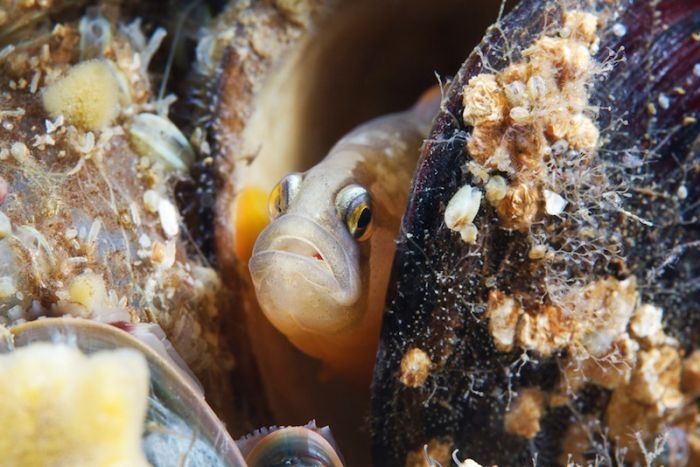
[68,272,107,311]
[0,343,150,467]
[42,59,121,131]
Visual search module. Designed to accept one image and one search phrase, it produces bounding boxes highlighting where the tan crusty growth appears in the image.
[462,11,600,231]
[399,347,433,388]
[504,388,546,439]
[486,276,637,359]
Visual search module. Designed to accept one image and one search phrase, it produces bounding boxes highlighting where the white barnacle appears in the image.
[445,185,482,228]
[10,142,29,162]
[128,113,194,172]
[445,184,482,244]
[544,190,567,216]
[158,198,180,238]
[612,23,627,37]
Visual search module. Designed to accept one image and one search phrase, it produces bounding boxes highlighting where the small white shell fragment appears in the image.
[0,211,11,238]
[544,190,567,215]
[128,113,194,172]
[0,276,16,299]
[694,63,700,77]
[143,190,160,213]
[445,185,482,231]
[677,185,688,199]
[138,233,151,249]
[158,198,180,238]
[658,93,670,110]
[129,201,142,227]
[10,142,29,162]
[612,23,627,37]
[485,176,508,205]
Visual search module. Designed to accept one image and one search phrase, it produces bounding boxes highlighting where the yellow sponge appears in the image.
[0,343,150,467]
[42,59,121,131]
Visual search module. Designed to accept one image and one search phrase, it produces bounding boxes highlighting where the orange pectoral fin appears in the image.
[232,186,270,264]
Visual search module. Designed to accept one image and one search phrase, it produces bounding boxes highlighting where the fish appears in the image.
[248,86,441,384]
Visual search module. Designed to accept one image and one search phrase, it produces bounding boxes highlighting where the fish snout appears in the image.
[248,214,361,336]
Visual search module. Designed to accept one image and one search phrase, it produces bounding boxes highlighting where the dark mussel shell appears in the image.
[372,0,699,465]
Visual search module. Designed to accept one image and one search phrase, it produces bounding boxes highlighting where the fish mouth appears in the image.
[248,214,361,335]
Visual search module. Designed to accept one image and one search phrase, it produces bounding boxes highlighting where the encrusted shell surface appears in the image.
[372,0,700,465]
[0,0,255,435]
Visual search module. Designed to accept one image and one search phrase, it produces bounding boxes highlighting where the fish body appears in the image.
[249,89,439,383]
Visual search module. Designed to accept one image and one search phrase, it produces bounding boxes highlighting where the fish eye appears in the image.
[268,172,303,219]
[335,184,373,241]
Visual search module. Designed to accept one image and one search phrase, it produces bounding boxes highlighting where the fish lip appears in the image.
[249,250,341,299]
[249,214,360,306]
[269,235,334,276]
